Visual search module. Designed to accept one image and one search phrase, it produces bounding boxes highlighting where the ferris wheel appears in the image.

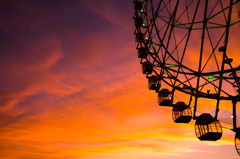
[133,0,240,155]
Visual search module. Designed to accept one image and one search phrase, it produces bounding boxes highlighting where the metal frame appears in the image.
[133,0,240,155]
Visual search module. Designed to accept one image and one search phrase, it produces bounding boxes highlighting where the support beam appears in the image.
[215,0,234,119]
[194,0,208,118]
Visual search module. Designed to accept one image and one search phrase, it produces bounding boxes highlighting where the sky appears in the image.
[0,0,239,158]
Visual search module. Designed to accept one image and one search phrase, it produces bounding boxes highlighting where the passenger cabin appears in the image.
[135,32,144,43]
[235,131,240,155]
[157,89,172,106]
[148,75,161,91]
[142,61,153,74]
[172,102,192,123]
[134,1,143,11]
[195,113,222,141]
[135,17,143,27]
[138,47,148,58]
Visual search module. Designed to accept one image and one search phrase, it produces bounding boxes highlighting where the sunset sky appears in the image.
[0,0,239,158]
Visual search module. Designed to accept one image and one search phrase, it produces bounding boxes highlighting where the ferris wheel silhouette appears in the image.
[133,0,240,155]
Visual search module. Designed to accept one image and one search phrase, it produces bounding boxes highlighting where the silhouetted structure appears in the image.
[133,0,240,155]
[135,32,144,43]
[148,75,161,91]
[137,47,148,58]
[195,113,222,141]
[134,0,143,11]
[172,102,192,123]
[157,89,172,106]
[142,61,153,74]
[135,17,143,27]
[235,131,240,155]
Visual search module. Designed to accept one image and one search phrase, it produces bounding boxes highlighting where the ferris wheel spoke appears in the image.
[174,0,194,26]
[165,31,188,62]
[215,0,234,119]
[198,77,218,93]
[219,0,229,23]
[172,29,180,61]
[157,0,195,30]
[200,28,226,72]
[185,0,191,26]
[174,73,197,89]
[152,22,168,39]
[170,0,200,87]
[163,0,180,61]
[224,78,239,88]
[207,0,239,21]
[149,0,164,14]
[161,0,172,17]
[224,54,240,89]
[153,1,180,62]
[197,76,232,97]
[158,14,177,47]
[207,0,220,18]
[179,67,195,88]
